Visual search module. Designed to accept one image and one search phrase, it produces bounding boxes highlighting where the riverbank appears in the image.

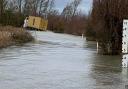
[0,26,34,48]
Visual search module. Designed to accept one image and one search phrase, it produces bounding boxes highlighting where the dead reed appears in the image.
[0,26,34,48]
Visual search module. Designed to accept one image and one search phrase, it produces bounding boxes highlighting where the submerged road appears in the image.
[0,31,127,89]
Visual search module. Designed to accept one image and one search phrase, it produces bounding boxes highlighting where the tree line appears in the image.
[87,0,128,54]
[48,0,87,35]
[0,0,87,36]
[0,0,55,26]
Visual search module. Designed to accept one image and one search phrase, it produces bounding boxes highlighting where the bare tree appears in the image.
[7,0,20,12]
[61,4,73,20]
[48,0,55,13]
[23,0,39,16]
[91,0,128,54]
[39,0,50,17]
[23,0,30,15]
[0,0,7,15]
[16,0,23,13]
[61,0,82,20]
[71,0,82,17]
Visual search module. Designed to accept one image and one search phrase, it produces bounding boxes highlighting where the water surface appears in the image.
[0,31,127,89]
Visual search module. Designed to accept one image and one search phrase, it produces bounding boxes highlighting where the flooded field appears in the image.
[0,31,127,89]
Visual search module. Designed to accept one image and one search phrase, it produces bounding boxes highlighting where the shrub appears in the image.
[0,26,34,48]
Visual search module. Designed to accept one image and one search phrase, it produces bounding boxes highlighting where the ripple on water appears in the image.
[0,31,126,89]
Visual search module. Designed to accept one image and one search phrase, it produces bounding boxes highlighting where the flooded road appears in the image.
[0,31,127,89]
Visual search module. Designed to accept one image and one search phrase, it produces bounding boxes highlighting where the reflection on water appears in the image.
[0,31,127,89]
[91,54,123,89]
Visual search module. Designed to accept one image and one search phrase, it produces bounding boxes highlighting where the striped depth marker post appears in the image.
[122,20,128,68]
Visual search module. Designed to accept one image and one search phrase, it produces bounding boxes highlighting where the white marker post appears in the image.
[97,41,99,53]
[122,20,128,68]
[82,34,84,39]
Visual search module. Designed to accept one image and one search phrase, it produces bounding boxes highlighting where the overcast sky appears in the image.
[55,0,93,14]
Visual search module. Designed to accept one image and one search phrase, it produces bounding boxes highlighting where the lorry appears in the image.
[26,16,48,31]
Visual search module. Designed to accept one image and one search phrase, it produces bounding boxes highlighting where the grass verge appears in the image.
[0,26,34,48]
